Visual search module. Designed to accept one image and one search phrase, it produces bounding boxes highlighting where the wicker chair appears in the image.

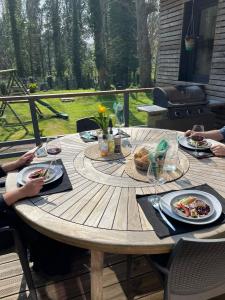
[76,117,99,133]
[147,237,225,300]
[0,226,38,300]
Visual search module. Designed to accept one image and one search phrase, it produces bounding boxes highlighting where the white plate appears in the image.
[160,190,222,225]
[178,136,212,150]
[17,163,63,186]
[170,192,214,220]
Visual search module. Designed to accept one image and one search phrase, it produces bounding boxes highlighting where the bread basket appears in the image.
[134,156,150,171]
[134,148,149,171]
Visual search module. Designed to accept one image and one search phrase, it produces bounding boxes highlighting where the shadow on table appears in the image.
[27,196,57,209]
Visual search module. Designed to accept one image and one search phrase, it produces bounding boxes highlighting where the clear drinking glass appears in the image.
[114,103,125,134]
[147,152,166,202]
[192,125,204,157]
[46,137,62,166]
[46,137,62,155]
[164,131,178,171]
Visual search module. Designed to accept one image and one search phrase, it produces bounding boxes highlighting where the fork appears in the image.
[150,197,176,231]
[43,160,54,177]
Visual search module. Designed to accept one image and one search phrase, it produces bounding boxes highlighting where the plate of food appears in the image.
[17,163,63,186]
[160,190,222,225]
[178,136,212,150]
[171,194,214,220]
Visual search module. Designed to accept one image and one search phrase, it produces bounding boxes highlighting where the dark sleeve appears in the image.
[219,127,225,140]
[0,194,8,211]
[0,166,6,178]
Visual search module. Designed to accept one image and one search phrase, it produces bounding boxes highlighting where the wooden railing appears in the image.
[0,88,153,158]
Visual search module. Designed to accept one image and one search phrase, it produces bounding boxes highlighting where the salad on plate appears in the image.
[28,168,48,179]
[187,137,210,148]
[172,196,212,219]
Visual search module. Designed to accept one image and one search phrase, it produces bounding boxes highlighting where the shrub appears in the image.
[28,83,38,93]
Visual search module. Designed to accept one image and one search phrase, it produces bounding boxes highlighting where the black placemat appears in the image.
[19,159,73,196]
[179,144,214,159]
[137,184,225,238]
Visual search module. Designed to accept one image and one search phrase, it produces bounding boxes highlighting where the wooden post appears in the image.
[29,99,41,145]
[91,250,104,300]
[124,91,129,127]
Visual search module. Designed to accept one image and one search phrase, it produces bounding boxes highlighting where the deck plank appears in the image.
[0,251,164,300]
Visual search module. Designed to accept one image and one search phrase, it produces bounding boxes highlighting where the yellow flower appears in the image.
[98,105,106,114]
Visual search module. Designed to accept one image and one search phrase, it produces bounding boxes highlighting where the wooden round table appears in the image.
[6,128,225,300]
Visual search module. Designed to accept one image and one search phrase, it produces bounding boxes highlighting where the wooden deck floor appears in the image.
[1,250,225,300]
[0,250,164,300]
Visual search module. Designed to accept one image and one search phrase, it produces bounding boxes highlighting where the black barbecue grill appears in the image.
[152,85,215,130]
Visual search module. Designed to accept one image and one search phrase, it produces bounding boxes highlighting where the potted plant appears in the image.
[91,104,110,135]
[185,35,195,51]
[185,0,195,51]
[28,82,38,93]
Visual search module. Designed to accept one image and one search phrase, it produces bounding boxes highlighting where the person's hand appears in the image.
[14,152,34,169]
[2,152,35,173]
[210,144,225,157]
[3,177,44,206]
[20,177,44,198]
[185,130,206,138]
[185,130,192,137]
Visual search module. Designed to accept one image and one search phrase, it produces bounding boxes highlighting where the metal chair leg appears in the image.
[13,230,38,300]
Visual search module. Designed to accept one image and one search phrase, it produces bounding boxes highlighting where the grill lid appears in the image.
[153,85,206,107]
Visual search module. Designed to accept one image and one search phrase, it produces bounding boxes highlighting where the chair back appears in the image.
[76,117,99,133]
[166,237,225,300]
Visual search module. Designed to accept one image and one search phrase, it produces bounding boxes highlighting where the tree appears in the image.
[108,0,138,88]
[148,0,160,83]
[71,0,83,88]
[136,0,156,87]
[26,0,42,78]
[51,0,65,81]
[6,0,25,77]
[0,2,14,70]
[1,0,157,89]
[88,0,110,90]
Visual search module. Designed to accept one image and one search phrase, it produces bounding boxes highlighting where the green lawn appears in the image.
[0,89,153,141]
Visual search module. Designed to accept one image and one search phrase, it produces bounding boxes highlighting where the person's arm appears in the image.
[1,152,34,174]
[0,194,8,210]
[185,129,224,141]
[0,166,6,178]
[1,178,44,208]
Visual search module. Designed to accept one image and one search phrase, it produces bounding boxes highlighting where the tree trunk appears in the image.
[89,0,110,90]
[7,0,24,77]
[136,0,155,87]
[72,0,82,88]
[51,0,64,81]
[26,0,42,78]
[46,30,52,75]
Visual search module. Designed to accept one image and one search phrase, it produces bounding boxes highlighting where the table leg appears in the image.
[91,250,104,300]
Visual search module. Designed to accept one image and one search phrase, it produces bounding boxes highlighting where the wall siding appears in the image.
[157,0,225,103]
[156,0,184,86]
[156,0,225,127]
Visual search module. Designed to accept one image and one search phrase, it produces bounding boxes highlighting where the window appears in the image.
[179,0,218,83]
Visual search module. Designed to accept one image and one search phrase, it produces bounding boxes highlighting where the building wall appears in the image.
[157,0,225,103]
